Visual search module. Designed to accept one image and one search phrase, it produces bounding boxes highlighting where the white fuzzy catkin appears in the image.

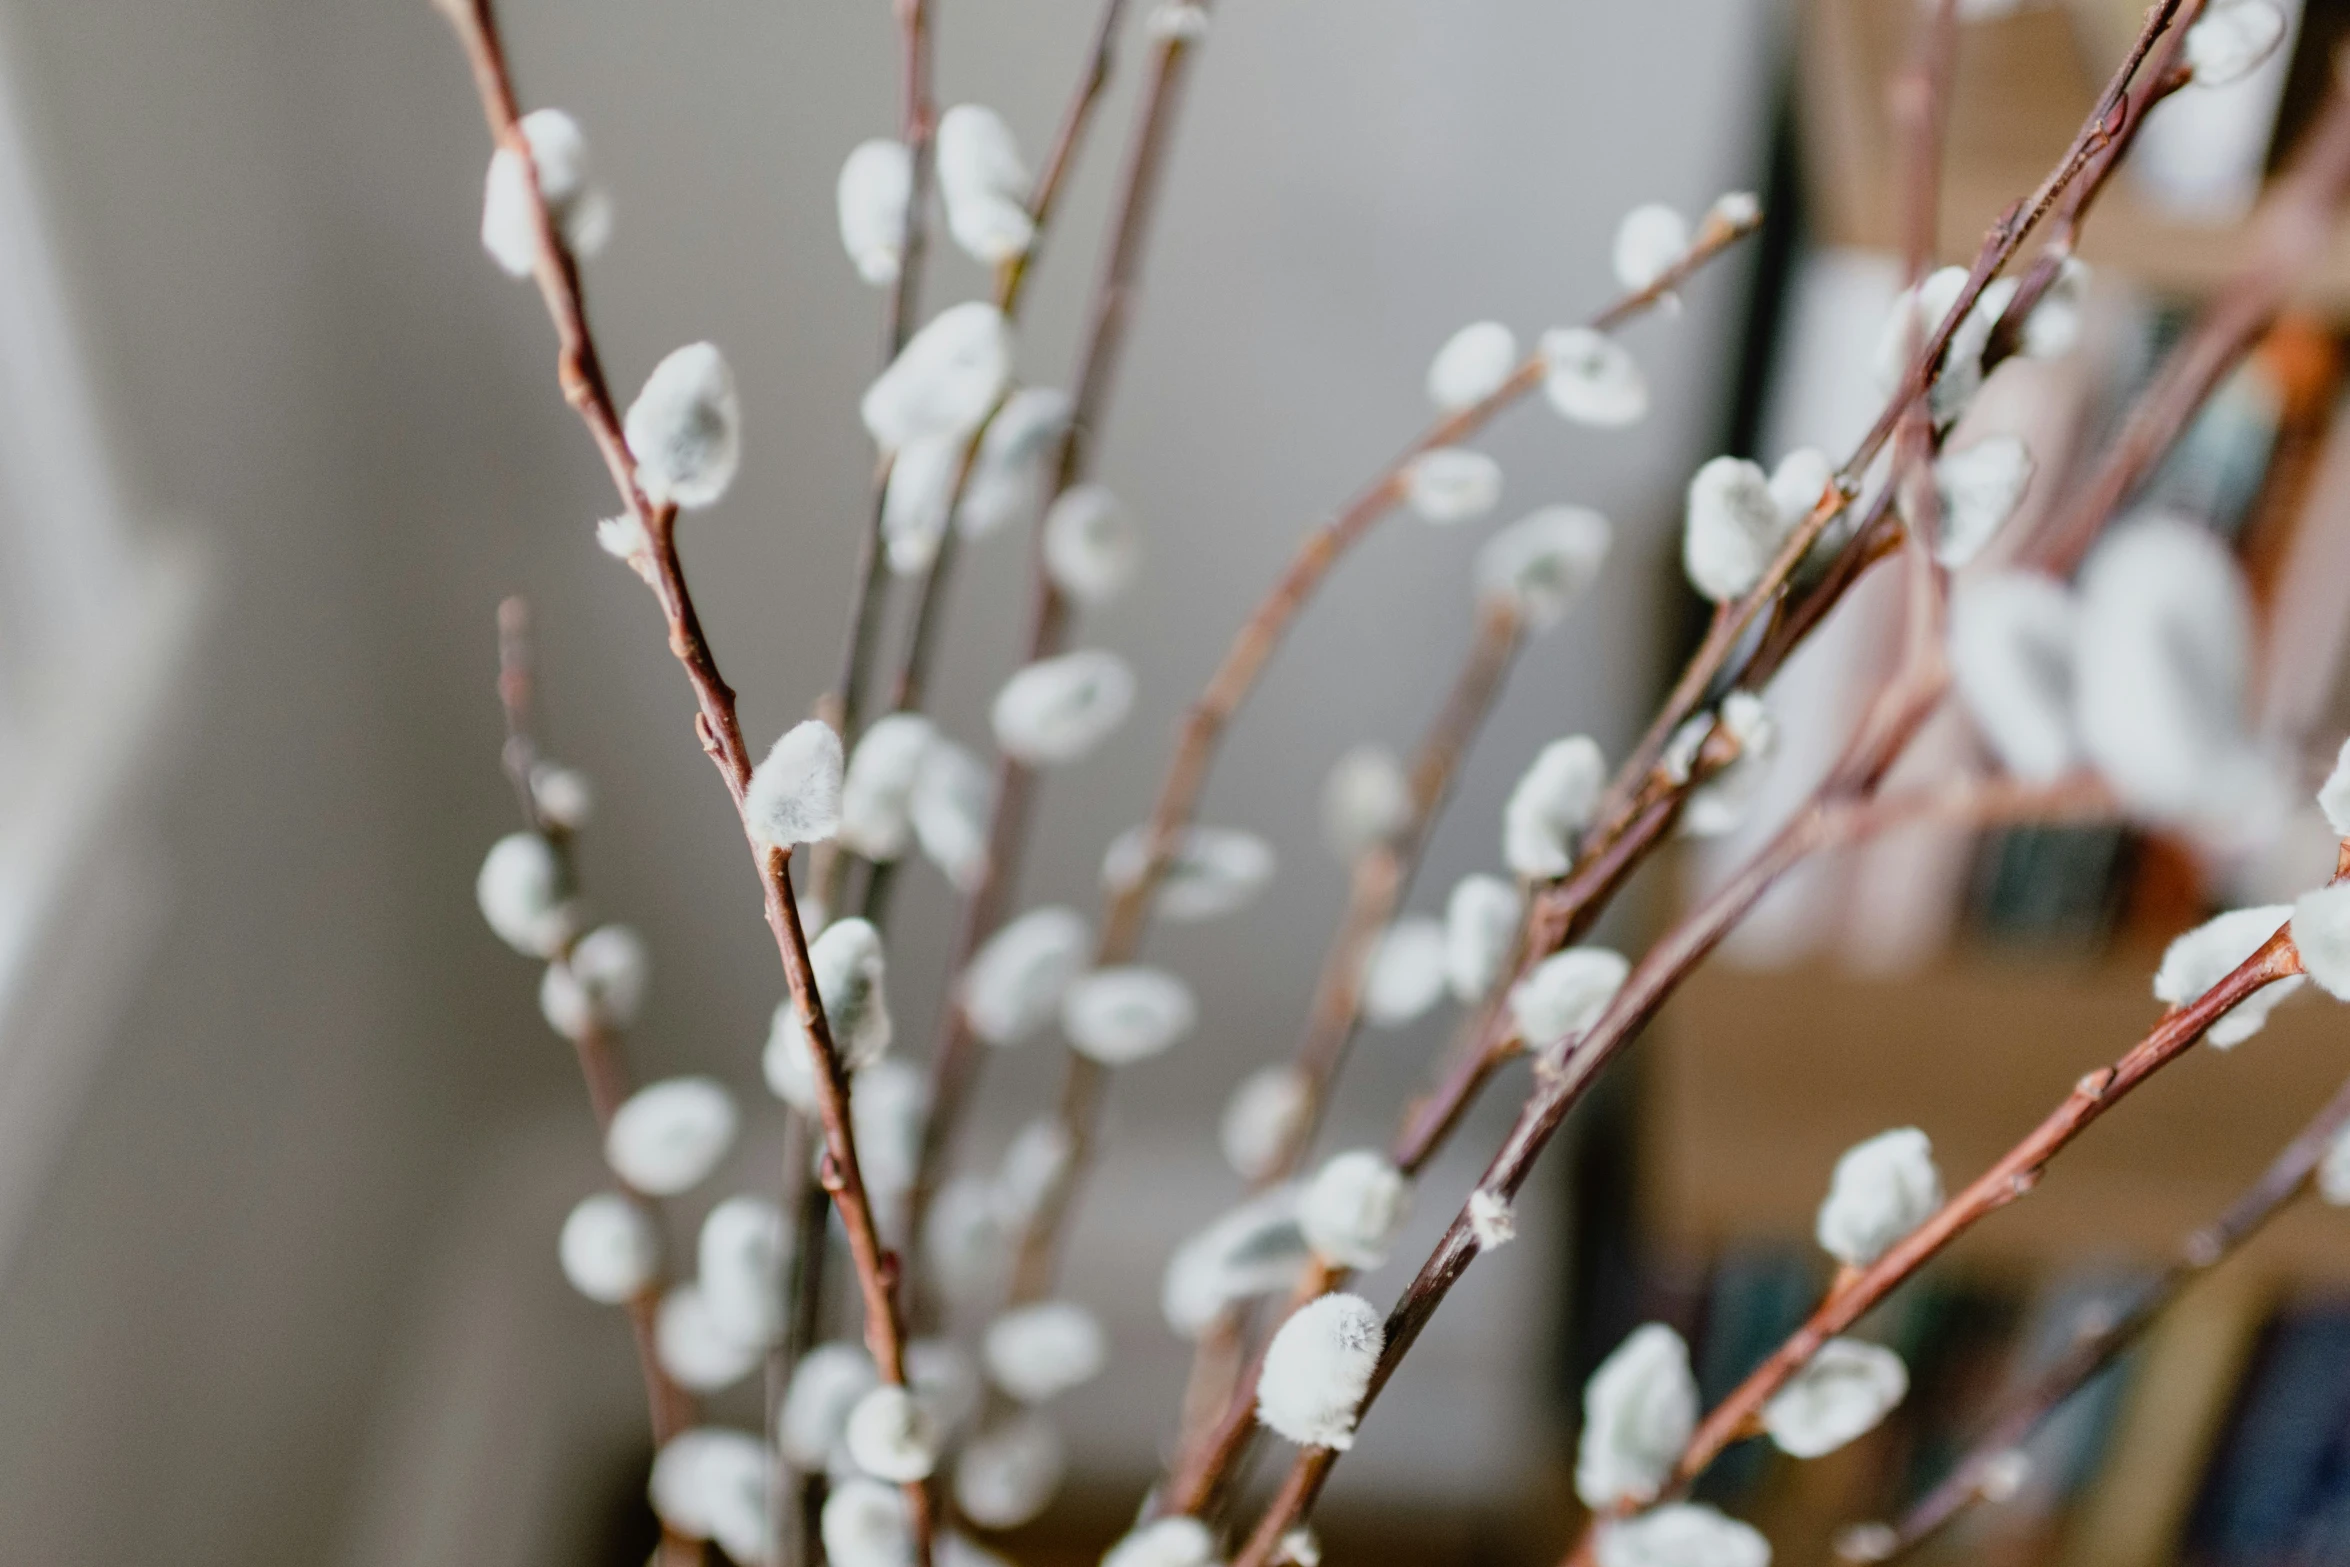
[1102,1517,1220,1567]
[596,512,651,571]
[923,1175,1011,1309]
[1043,484,1144,608]
[1874,265,1997,427]
[559,1192,660,1304]
[1683,455,1788,603]
[959,386,1072,540]
[1061,966,1197,1064]
[745,720,845,849]
[530,763,594,830]
[1597,1505,1772,1567]
[960,905,1091,1047]
[1145,0,1213,41]
[2321,1125,2350,1207]
[1510,947,1631,1051]
[997,1116,1076,1225]
[1298,1150,1412,1268]
[763,917,893,1113]
[1505,735,1607,878]
[955,1410,1065,1529]
[1102,824,1275,923]
[781,1343,878,1468]
[477,831,575,957]
[937,104,1036,264]
[1577,1324,1699,1507]
[862,301,1015,453]
[844,1384,942,1482]
[1475,506,1613,630]
[1359,916,1450,1027]
[1467,1189,1517,1251]
[1949,572,2081,783]
[991,649,1137,766]
[1769,446,1835,537]
[1220,1065,1312,1182]
[650,1428,768,1551]
[841,713,939,861]
[1427,321,1519,410]
[1613,203,1691,294]
[482,109,612,277]
[882,433,961,576]
[837,139,914,286]
[2155,905,2303,1046]
[2022,258,2092,360]
[1445,874,1522,1003]
[1257,1292,1384,1450]
[1684,692,1777,839]
[1815,1128,1942,1268]
[699,1195,787,1346]
[626,343,741,510]
[1323,746,1414,860]
[2321,737,2350,839]
[656,1283,764,1392]
[823,1477,914,1567]
[850,1059,929,1206]
[2186,2,2289,85]
[1932,436,2034,569]
[607,1077,737,1196]
[1762,1339,1909,1458]
[2293,882,2350,1000]
[1163,1186,1311,1337]
[1403,447,1504,524]
[1275,1530,1321,1567]
[907,1337,982,1440]
[539,923,650,1040]
[1541,327,1650,428]
[984,1300,1107,1403]
[910,735,993,891]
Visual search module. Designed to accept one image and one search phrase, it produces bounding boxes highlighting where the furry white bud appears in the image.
[1299,1150,1412,1268]
[1932,436,2033,569]
[482,109,612,277]
[746,720,845,849]
[955,1410,1065,1529]
[1684,456,1788,602]
[850,1059,929,1207]
[699,1195,788,1346]
[1505,736,1607,878]
[1103,1517,1220,1567]
[2022,258,2091,361]
[1427,321,1519,410]
[1762,1338,1909,1458]
[882,434,960,577]
[607,1077,737,1196]
[842,714,938,861]
[992,649,1137,766]
[1576,1323,1698,1508]
[823,1477,913,1567]
[625,343,741,510]
[1541,327,1650,427]
[1613,204,1691,294]
[1874,266,1995,427]
[1323,746,1414,860]
[1360,916,1450,1027]
[596,512,651,571]
[962,905,1092,1046]
[1769,447,1835,536]
[2293,882,2350,1000]
[2186,2,2288,85]
[1403,447,1503,524]
[763,917,893,1112]
[2156,905,2303,1045]
[539,924,650,1040]
[530,763,594,830]
[1258,1292,1383,1450]
[907,1338,982,1442]
[2321,1124,2350,1206]
[997,1116,1076,1225]
[1103,824,1275,923]
[1509,947,1630,1051]
[1597,1505,1772,1567]
[656,1283,764,1392]
[1467,1189,1516,1251]
[862,302,1014,453]
[937,105,1036,264]
[924,1176,1011,1309]
[477,831,575,957]
[781,1343,878,1468]
[1709,190,1763,229]
[1061,966,1196,1064]
[1445,874,1522,1003]
[1684,692,1776,839]
[1815,1128,1942,1268]
[1949,572,2081,783]
[650,1428,768,1552]
[1221,1065,1313,1182]
[1144,1,1213,42]
[1163,1187,1311,1337]
[1043,484,1144,608]
[560,1192,659,1304]
[838,139,914,286]
[845,1384,941,1482]
[985,1300,1107,1403]
[910,735,993,892]
[1476,506,1612,629]
[959,387,1072,540]
[2322,738,2350,840]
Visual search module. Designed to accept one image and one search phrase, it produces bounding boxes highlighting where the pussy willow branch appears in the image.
[430,3,934,1556]
[1862,1062,2350,1565]
[494,598,703,1567]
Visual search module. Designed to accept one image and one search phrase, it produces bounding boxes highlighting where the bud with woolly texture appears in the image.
[2292,882,2350,1000]
[1598,1505,1771,1567]
[1164,1187,1310,1338]
[477,831,575,958]
[882,434,960,577]
[1299,1150,1411,1268]
[763,918,892,1112]
[1323,746,1412,861]
[962,905,1091,1047]
[1403,447,1503,524]
[992,649,1137,766]
[2156,905,2302,1045]
[2186,2,2288,86]
[1257,1292,1383,1450]
[911,735,992,891]
[937,105,1035,264]
[2320,737,2350,839]
[863,302,1014,453]
[1612,203,1690,294]
[607,1076,736,1196]
[1359,916,1449,1026]
[1221,1065,1311,1182]
[539,923,649,1040]
[1476,506,1611,629]
[1949,572,2080,784]
[656,1282,763,1392]
[1445,874,1521,1003]
[1044,484,1143,608]
[482,109,612,277]
[838,138,913,286]
[845,1384,941,1482]
[560,1192,659,1304]
[960,387,1072,540]
[782,1342,877,1468]
[1762,1338,1908,1457]
[1931,436,2033,569]
[1684,692,1776,839]
[985,1300,1107,1403]
[1505,736,1606,879]
[1467,1189,1516,1251]
[823,1477,913,1567]
[627,343,741,510]
[1062,966,1196,1064]
[1427,321,1518,410]
[1541,328,1649,427]
[1815,1128,1941,1268]
[1576,1323,1697,1507]
[955,1410,1064,1529]
[746,719,844,850]
[699,1195,787,1346]
[841,713,937,862]
[650,1428,769,1558]
[1102,824,1274,924]
[1510,947,1629,1051]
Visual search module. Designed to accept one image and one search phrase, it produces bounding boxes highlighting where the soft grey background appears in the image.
[0,0,1778,1561]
